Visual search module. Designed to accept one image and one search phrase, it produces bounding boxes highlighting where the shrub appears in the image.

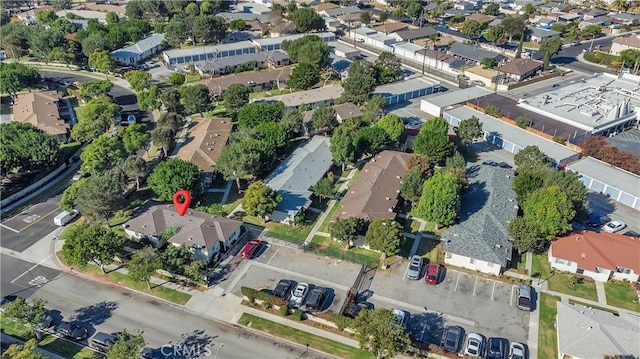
[241,286,258,303]
[515,115,530,129]
[270,296,288,307]
[292,309,304,321]
[325,312,355,330]
[483,105,501,117]
[279,304,290,316]
[553,136,566,144]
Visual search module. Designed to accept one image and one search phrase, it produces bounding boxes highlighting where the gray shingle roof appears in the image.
[394,27,438,41]
[442,165,517,266]
[111,33,164,57]
[448,43,504,62]
[529,28,561,38]
[265,136,333,219]
[566,156,640,199]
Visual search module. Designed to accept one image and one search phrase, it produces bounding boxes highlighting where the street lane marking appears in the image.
[11,255,52,284]
[28,276,49,287]
[472,277,478,296]
[490,281,497,302]
[454,272,461,292]
[0,223,19,233]
[18,207,60,232]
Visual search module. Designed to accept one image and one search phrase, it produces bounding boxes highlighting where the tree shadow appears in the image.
[407,311,446,345]
[73,301,118,326]
[168,329,219,359]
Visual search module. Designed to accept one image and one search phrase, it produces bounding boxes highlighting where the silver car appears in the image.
[289,283,309,308]
[406,255,423,280]
[509,341,526,359]
[602,220,626,233]
[464,333,486,357]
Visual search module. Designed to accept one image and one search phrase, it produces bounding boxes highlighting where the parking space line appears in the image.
[472,277,478,296]
[250,261,351,292]
[490,281,497,301]
[267,248,279,265]
[0,223,19,233]
[454,272,461,292]
[510,285,516,307]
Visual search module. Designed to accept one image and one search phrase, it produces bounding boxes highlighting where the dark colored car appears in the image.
[516,285,532,311]
[623,230,640,238]
[56,321,88,341]
[425,264,442,285]
[273,279,294,299]
[240,239,261,259]
[90,332,117,352]
[587,213,610,228]
[497,162,512,169]
[304,287,327,312]
[482,160,497,166]
[486,337,507,359]
[440,326,464,354]
[344,301,370,319]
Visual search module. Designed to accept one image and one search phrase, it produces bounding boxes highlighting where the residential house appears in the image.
[611,12,640,26]
[371,22,409,34]
[448,43,505,65]
[123,204,244,263]
[539,1,569,15]
[319,5,361,18]
[175,118,233,188]
[252,84,344,109]
[336,150,412,222]
[453,1,480,11]
[324,16,342,31]
[527,28,561,43]
[498,58,543,81]
[264,136,333,223]
[337,12,363,26]
[207,68,291,97]
[557,13,581,23]
[442,165,517,276]
[549,231,640,283]
[556,303,640,359]
[466,13,496,25]
[217,12,270,23]
[578,16,612,30]
[12,91,69,142]
[68,19,88,30]
[313,2,340,13]
[334,102,363,123]
[390,27,439,43]
[110,33,165,65]
[534,17,556,29]
[582,8,607,21]
[610,34,640,55]
[512,0,544,11]
[193,50,290,76]
[55,10,112,23]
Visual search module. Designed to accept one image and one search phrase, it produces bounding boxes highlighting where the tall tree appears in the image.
[543,170,588,217]
[538,37,563,68]
[224,83,251,111]
[311,177,334,203]
[342,60,377,105]
[413,129,453,165]
[508,217,543,253]
[365,219,403,268]
[160,88,181,113]
[1,298,49,337]
[483,3,501,16]
[289,62,320,90]
[124,70,152,92]
[330,217,360,249]
[151,127,175,155]
[124,156,147,190]
[514,145,550,170]
[88,50,116,74]
[375,52,402,84]
[282,35,330,67]
[78,80,113,100]
[75,175,123,223]
[330,124,357,171]
[361,96,385,123]
[280,108,304,134]
[119,123,149,154]
[0,122,60,177]
[400,168,426,206]
[60,178,88,212]
[237,102,284,128]
[377,113,404,145]
[157,112,185,132]
[147,159,201,201]
[312,105,338,134]
[2,339,47,359]
[354,126,391,158]
[61,223,122,273]
[522,185,575,239]
[484,25,505,44]
[216,140,262,192]
[291,7,325,33]
[461,19,485,40]
[71,96,121,142]
[242,181,282,221]
[354,308,411,359]
[136,85,161,112]
[180,84,211,115]
[416,172,461,228]
[502,15,526,41]
[191,15,227,44]
[0,63,41,95]
[455,116,484,145]
[127,247,161,290]
[80,135,127,175]
[106,330,146,359]
[407,154,433,178]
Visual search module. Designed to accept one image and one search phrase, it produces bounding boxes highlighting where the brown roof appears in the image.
[417,49,462,65]
[207,68,292,96]
[334,102,363,120]
[612,35,640,49]
[551,231,640,273]
[371,21,408,34]
[245,20,269,33]
[12,91,68,137]
[337,150,411,221]
[313,2,340,11]
[176,118,233,173]
[498,58,543,76]
[124,203,243,250]
[466,13,496,23]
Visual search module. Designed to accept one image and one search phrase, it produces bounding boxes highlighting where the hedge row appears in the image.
[240,286,288,306]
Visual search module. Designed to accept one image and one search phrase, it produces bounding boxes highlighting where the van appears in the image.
[53,210,79,226]
[90,332,116,353]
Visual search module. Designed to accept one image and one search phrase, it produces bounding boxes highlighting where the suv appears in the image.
[273,279,294,299]
[304,287,326,312]
[440,326,464,354]
[516,285,532,311]
[56,321,88,341]
[91,332,116,352]
[406,255,423,280]
[486,337,507,359]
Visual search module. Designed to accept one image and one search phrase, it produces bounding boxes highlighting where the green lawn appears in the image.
[396,216,421,234]
[238,313,374,359]
[416,238,442,264]
[532,253,598,301]
[604,280,640,312]
[244,211,320,242]
[318,201,340,233]
[312,235,329,244]
[508,251,528,275]
[186,74,201,82]
[538,293,560,359]
[531,253,551,279]
[1,318,100,359]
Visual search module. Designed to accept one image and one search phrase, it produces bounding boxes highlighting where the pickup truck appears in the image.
[516,285,533,311]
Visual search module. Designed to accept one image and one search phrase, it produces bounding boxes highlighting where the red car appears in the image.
[240,239,261,259]
[425,264,442,285]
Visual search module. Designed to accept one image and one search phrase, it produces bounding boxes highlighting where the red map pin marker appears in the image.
[173,190,192,216]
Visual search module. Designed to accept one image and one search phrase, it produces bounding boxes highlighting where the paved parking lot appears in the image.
[368,262,530,345]
[1,195,64,252]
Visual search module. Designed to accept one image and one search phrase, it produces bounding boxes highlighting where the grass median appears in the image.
[538,293,560,359]
[238,313,374,359]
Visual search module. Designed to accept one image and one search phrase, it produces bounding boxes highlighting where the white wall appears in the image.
[612,271,640,282]
[580,268,611,282]
[444,253,502,276]
[420,99,443,117]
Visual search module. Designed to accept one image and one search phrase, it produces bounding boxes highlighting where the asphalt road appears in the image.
[551,37,616,74]
[1,193,65,252]
[0,254,328,359]
[39,70,150,121]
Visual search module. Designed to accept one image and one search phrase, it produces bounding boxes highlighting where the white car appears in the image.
[289,283,309,307]
[509,341,526,359]
[392,309,408,328]
[464,333,486,357]
[602,220,627,233]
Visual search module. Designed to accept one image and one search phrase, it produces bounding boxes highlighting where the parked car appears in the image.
[482,160,497,166]
[486,337,507,359]
[90,332,117,352]
[304,287,327,312]
[273,279,294,300]
[570,40,581,46]
[355,38,364,43]
[35,310,54,330]
[55,321,88,341]
[587,213,610,228]
[464,332,486,357]
[289,283,309,307]
[440,326,464,354]
[509,342,526,359]
[471,80,486,87]
[404,120,423,130]
[392,309,409,328]
[602,220,627,233]
[72,171,84,181]
[622,230,640,238]
[240,239,261,259]
[406,255,423,280]
[344,301,370,319]
[0,295,19,312]
[497,162,512,169]
[425,264,442,285]
[516,285,532,311]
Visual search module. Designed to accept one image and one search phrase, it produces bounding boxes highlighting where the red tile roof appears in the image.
[552,231,640,273]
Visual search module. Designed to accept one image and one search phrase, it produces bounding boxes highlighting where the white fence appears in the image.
[1,163,69,208]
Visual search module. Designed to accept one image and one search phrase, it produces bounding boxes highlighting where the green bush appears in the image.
[483,105,502,118]
[241,286,258,303]
[292,309,304,321]
[241,286,286,308]
[279,304,289,316]
[553,136,566,144]
[325,312,355,330]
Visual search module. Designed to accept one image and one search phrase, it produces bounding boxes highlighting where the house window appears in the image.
[616,267,632,274]
[469,258,475,264]
[554,258,571,266]
[595,267,604,274]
